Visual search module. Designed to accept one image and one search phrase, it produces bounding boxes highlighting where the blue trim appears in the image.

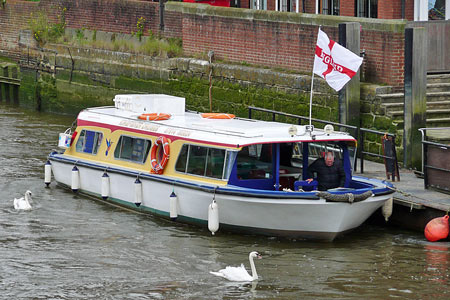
[49,152,394,198]
[341,143,352,187]
[227,147,275,191]
[274,143,280,190]
[302,142,309,180]
[294,180,318,191]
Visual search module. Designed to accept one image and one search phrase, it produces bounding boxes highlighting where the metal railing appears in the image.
[419,127,450,192]
[248,106,399,179]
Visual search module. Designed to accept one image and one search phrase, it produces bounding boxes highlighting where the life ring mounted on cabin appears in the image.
[138,113,171,121]
[201,113,235,119]
[150,136,170,174]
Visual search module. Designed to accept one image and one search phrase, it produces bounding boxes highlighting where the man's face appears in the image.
[325,153,334,166]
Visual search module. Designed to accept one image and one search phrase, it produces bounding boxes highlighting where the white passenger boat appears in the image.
[47,94,394,241]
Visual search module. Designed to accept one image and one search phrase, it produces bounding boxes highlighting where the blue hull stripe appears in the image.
[49,152,394,198]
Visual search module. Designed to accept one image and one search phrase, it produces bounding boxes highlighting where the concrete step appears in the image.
[378,93,404,104]
[425,91,450,102]
[390,109,450,120]
[428,74,450,84]
[383,101,450,116]
[393,118,450,128]
[379,91,450,105]
[426,83,450,93]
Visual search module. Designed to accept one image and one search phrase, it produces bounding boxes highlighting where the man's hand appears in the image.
[306,178,314,183]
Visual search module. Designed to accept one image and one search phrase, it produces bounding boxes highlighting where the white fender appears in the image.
[44,160,52,187]
[134,178,142,207]
[169,191,178,220]
[101,172,110,200]
[208,200,219,235]
[382,197,393,222]
[71,166,80,192]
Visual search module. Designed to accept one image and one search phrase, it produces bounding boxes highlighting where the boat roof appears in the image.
[76,95,356,148]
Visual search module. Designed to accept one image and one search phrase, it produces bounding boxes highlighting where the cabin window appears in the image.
[114,135,151,164]
[236,144,273,180]
[76,129,103,155]
[175,144,230,180]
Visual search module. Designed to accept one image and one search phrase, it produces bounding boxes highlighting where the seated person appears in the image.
[306,151,346,191]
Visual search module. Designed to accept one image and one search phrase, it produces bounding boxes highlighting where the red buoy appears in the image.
[424,215,449,242]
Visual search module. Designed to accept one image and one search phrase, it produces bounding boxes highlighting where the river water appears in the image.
[0,103,449,299]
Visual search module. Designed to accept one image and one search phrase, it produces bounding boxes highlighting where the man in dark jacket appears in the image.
[306,151,346,191]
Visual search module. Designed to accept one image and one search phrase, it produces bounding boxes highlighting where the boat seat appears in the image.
[294,180,318,191]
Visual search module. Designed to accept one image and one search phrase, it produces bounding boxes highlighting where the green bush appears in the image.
[29,7,66,46]
[139,37,182,58]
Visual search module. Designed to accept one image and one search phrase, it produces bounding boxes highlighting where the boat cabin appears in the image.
[66,94,360,193]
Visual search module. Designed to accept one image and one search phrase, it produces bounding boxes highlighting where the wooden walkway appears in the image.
[356,160,450,212]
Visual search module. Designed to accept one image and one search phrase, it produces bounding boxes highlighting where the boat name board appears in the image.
[118,120,192,138]
[119,120,160,132]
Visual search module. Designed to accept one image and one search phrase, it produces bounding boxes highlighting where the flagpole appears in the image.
[308,70,315,130]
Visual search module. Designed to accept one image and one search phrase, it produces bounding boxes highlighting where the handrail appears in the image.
[418,128,450,191]
[248,106,399,178]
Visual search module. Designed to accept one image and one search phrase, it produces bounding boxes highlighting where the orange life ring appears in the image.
[150,136,170,174]
[201,113,235,119]
[138,113,171,121]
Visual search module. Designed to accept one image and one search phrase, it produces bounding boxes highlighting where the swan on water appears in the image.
[14,190,32,210]
[210,251,262,282]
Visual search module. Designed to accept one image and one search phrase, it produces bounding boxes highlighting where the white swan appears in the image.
[14,190,32,210]
[210,251,262,282]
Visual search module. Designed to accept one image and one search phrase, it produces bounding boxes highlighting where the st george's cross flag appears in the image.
[313,28,363,91]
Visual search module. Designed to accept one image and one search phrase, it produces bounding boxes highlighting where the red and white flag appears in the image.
[313,28,363,91]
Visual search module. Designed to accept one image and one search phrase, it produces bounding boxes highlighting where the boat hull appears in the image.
[49,155,392,241]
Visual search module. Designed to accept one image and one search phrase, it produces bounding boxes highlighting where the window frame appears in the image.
[75,129,103,156]
[174,143,231,180]
[113,134,152,165]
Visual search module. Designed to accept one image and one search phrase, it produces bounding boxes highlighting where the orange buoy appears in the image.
[201,113,235,119]
[138,113,171,121]
[424,215,449,242]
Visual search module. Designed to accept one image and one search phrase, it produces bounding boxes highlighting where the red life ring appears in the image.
[150,136,170,174]
[138,113,171,121]
[201,113,235,119]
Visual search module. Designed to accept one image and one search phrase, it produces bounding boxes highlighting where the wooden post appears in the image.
[3,66,10,103]
[0,68,3,102]
[11,66,19,104]
[338,22,361,128]
[404,27,427,170]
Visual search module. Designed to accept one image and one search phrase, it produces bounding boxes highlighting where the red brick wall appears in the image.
[182,14,323,71]
[305,0,316,13]
[0,0,164,57]
[57,0,160,36]
[405,0,414,20]
[340,0,355,16]
[1,0,406,87]
[241,0,250,9]
[282,0,415,20]
[179,6,405,87]
[0,0,40,59]
[361,30,404,87]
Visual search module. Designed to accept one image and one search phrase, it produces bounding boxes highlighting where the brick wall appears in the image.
[405,0,414,20]
[0,0,161,56]
[240,0,250,9]
[1,1,407,88]
[171,3,406,88]
[0,0,40,59]
[289,0,415,20]
[339,0,355,16]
